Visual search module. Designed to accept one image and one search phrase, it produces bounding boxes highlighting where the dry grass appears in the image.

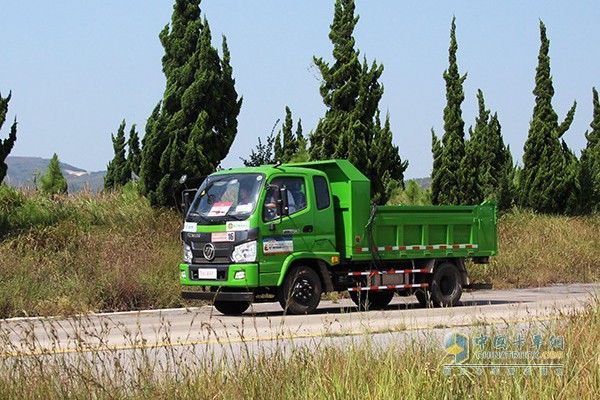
[1,185,598,318]
[0,298,597,399]
[0,184,185,318]
[470,209,600,288]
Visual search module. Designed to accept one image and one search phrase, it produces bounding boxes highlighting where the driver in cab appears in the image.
[264,178,296,220]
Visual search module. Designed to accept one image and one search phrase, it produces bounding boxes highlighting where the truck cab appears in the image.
[180,163,340,315]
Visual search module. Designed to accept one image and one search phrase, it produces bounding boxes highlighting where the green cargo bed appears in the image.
[352,201,498,261]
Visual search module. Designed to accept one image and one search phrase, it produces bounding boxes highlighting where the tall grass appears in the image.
[0,186,598,318]
[0,184,184,317]
[470,208,600,288]
[0,299,597,399]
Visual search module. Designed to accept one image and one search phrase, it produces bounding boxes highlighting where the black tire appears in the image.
[430,262,463,307]
[415,289,431,307]
[278,266,322,315]
[213,300,250,316]
[349,291,394,311]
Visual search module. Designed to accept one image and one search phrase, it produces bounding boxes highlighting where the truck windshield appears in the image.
[187,173,264,224]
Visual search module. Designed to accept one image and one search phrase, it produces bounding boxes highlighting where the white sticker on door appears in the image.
[263,236,294,255]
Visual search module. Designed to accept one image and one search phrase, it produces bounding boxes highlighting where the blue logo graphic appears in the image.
[444,332,469,364]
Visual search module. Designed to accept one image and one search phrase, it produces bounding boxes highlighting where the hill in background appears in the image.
[4,156,106,192]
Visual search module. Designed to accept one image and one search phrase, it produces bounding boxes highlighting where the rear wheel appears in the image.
[350,291,394,311]
[213,300,250,316]
[278,266,322,315]
[430,262,463,307]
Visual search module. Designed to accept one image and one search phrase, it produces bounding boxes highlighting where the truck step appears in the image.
[347,268,430,276]
[348,283,429,292]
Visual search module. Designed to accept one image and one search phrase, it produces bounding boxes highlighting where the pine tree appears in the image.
[241,134,275,167]
[140,0,241,206]
[430,129,443,205]
[518,21,577,214]
[127,124,141,177]
[0,90,17,184]
[431,17,467,205]
[579,87,600,213]
[309,0,406,203]
[105,120,130,190]
[461,90,515,207]
[281,106,297,162]
[41,153,68,195]
[273,131,283,162]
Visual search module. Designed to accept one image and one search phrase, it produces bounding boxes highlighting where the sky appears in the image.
[1,1,598,179]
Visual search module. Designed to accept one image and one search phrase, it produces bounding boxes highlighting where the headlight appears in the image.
[231,241,257,263]
[183,243,193,263]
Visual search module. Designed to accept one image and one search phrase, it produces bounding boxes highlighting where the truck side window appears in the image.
[313,176,330,210]
[263,177,308,221]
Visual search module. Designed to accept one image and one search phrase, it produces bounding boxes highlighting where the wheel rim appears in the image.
[292,278,314,306]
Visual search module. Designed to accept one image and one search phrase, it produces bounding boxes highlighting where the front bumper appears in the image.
[179,263,259,287]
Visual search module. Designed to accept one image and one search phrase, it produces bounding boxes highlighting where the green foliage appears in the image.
[309,0,406,204]
[518,21,578,214]
[578,87,600,214]
[40,153,68,196]
[127,124,141,177]
[140,0,242,206]
[104,120,130,190]
[0,90,17,184]
[461,90,515,208]
[241,134,275,167]
[431,17,467,205]
[388,179,432,206]
[244,107,307,166]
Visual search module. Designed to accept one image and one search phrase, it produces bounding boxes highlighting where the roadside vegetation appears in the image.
[0,295,597,399]
[0,184,598,319]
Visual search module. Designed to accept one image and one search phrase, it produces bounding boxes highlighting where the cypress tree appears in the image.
[519,21,577,214]
[0,90,17,184]
[310,0,406,202]
[41,153,68,196]
[430,129,443,205]
[281,106,297,162]
[127,124,141,177]
[273,131,283,162]
[578,87,600,213]
[140,0,241,206]
[290,119,309,163]
[241,134,275,167]
[105,120,130,190]
[431,17,467,205]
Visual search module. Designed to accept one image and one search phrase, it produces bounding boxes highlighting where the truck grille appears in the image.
[191,241,232,264]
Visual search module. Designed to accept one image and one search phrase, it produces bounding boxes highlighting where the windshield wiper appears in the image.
[187,212,210,223]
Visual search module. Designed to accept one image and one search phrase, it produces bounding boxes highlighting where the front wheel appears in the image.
[278,266,322,315]
[214,300,250,316]
[430,262,463,307]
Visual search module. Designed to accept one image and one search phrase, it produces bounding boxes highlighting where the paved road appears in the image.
[0,283,596,360]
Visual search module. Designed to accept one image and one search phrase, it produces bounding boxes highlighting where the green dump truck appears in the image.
[179,160,498,315]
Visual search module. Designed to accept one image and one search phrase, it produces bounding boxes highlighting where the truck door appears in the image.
[258,175,315,285]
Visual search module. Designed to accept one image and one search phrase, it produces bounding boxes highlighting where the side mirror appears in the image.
[277,187,290,217]
[181,189,197,218]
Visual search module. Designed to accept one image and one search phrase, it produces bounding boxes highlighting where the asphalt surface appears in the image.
[0,283,596,362]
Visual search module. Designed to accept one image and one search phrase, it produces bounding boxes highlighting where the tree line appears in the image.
[2,0,596,215]
[102,0,599,214]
